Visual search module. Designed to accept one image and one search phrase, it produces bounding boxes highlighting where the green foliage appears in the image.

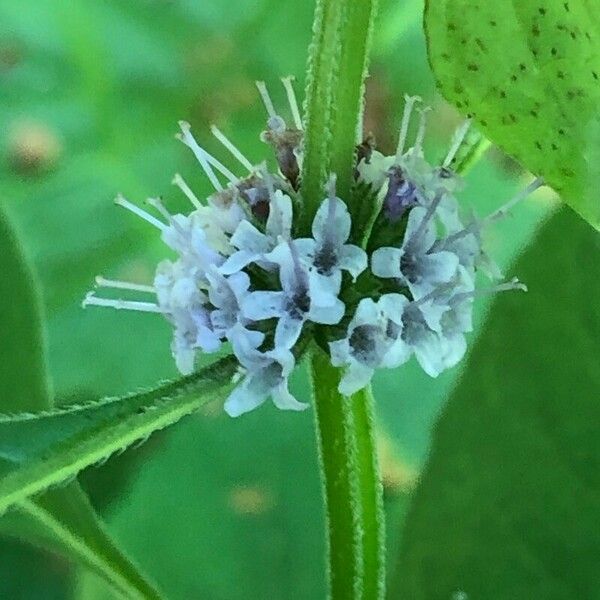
[0,208,49,411]
[0,358,236,516]
[392,207,600,598]
[0,207,164,598]
[0,0,569,597]
[425,0,600,229]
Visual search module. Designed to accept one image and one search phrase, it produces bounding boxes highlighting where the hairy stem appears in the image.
[310,348,385,599]
[330,0,378,204]
[301,0,378,230]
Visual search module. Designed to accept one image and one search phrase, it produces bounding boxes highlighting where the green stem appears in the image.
[351,385,385,599]
[309,348,385,599]
[301,0,345,230]
[301,0,378,230]
[330,0,378,204]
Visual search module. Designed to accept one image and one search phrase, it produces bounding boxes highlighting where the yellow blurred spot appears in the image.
[229,485,275,516]
[377,431,418,495]
[8,120,61,174]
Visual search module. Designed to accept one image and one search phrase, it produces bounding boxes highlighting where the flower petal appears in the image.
[403,206,436,255]
[224,376,269,417]
[309,297,345,325]
[382,337,412,369]
[231,220,270,253]
[266,190,293,239]
[338,362,374,396]
[312,197,351,247]
[309,270,342,307]
[371,247,402,279]
[339,244,368,280]
[242,291,286,321]
[219,250,259,275]
[413,330,445,378]
[272,383,309,412]
[329,339,350,367]
[275,314,304,349]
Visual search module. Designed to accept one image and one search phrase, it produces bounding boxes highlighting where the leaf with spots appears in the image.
[424,0,600,229]
[390,207,600,598]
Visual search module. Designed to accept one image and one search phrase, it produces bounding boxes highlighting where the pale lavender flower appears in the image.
[295,177,367,302]
[243,241,345,349]
[224,324,307,417]
[329,294,411,395]
[220,188,293,275]
[371,204,459,300]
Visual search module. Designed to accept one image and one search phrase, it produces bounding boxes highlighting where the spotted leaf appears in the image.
[425,0,600,229]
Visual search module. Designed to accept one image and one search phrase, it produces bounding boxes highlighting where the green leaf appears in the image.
[424,0,600,229]
[391,207,600,598]
[0,358,237,516]
[0,206,167,599]
[0,207,49,412]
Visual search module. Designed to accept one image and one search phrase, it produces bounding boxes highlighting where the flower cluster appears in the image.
[84,82,541,416]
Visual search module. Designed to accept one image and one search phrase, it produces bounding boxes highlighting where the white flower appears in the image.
[242,241,345,349]
[357,149,395,189]
[205,267,261,345]
[159,211,225,273]
[398,267,472,378]
[371,205,459,300]
[295,188,367,303]
[225,324,307,417]
[330,294,411,395]
[154,259,221,374]
[400,301,448,378]
[220,189,293,275]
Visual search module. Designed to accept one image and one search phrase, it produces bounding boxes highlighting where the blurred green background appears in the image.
[5,0,596,598]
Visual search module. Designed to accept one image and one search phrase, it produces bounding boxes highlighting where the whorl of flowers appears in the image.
[84,80,542,416]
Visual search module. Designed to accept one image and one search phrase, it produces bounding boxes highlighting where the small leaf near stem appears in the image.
[310,347,385,600]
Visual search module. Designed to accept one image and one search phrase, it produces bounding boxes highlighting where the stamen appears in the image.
[176,121,223,192]
[414,106,432,156]
[210,125,255,172]
[95,276,155,294]
[82,292,164,313]
[172,173,202,209]
[281,76,303,130]
[407,192,443,247]
[486,177,545,223]
[436,177,545,252]
[411,281,455,307]
[395,94,422,162]
[146,197,172,221]
[255,81,278,120]
[449,278,527,306]
[202,147,239,184]
[442,119,472,168]
[436,221,481,251]
[114,194,167,231]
